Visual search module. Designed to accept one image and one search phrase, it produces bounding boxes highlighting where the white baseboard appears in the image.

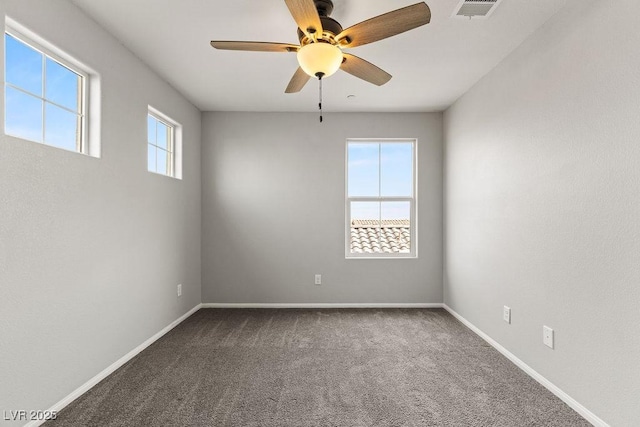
[24,303,202,427]
[442,304,608,427]
[201,302,444,309]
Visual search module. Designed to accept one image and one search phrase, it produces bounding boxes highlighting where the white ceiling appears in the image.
[70,0,567,112]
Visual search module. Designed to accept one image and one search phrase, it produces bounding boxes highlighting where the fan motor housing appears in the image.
[297,17,343,42]
[297,0,343,43]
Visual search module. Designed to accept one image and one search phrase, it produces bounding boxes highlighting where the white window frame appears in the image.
[345,138,418,259]
[4,23,90,155]
[147,106,182,179]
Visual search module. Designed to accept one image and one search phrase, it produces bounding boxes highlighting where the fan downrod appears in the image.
[314,0,334,17]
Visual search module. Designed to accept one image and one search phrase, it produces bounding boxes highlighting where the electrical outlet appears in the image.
[177,284,182,297]
[503,306,511,324]
[543,326,554,349]
[314,274,322,285]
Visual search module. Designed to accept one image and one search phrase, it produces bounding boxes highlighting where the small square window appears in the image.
[147,108,180,178]
[4,29,87,154]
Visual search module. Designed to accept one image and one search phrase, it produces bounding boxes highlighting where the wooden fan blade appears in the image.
[336,2,431,48]
[210,41,299,53]
[284,0,323,38]
[285,67,312,93]
[340,53,392,86]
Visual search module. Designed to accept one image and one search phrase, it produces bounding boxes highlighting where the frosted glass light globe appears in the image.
[297,43,343,78]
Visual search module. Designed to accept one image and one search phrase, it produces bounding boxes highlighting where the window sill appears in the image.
[346,255,418,260]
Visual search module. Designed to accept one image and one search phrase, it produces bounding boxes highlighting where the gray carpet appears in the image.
[46,308,590,426]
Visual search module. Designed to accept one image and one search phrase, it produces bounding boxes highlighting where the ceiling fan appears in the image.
[210,0,431,94]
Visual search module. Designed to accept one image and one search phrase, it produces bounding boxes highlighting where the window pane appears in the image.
[381,201,411,253]
[44,103,79,151]
[147,115,156,144]
[351,201,380,222]
[156,148,168,175]
[45,58,80,112]
[348,143,379,197]
[380,143,413,197]
[5,33,43,96]
[381,201,410,220]
[156,121,168,150]
[350,201,380,254]
[5,86,43,142]
[148,144,157,172]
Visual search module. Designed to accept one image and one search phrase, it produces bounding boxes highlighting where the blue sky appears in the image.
[348,142,413,221]
[4,32,81,152]
[147,114,170,175]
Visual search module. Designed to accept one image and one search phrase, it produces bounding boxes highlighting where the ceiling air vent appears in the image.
[453,0,502,19]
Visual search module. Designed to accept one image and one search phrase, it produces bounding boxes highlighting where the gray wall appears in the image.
[202,112,442,304]
[444,1,640,425]
[0,1,201,423]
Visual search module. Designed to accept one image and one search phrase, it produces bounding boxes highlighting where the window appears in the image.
[4,29,87,153]
[346,139,416,258]
[147,108,180,178]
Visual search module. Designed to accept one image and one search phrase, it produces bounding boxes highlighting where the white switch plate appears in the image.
[177,284,182,297]
[543,326,554,349]
[503,306,511,324]
[314,274,322,285]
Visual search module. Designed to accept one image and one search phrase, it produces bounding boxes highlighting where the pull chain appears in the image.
[314,72,325,123]
[318,75,323,123]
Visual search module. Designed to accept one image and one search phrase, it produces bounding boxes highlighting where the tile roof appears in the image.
[350,220,411,254]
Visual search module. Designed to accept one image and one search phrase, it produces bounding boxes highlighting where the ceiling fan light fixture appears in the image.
[211,0,432,92]
[297,42,343,78]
